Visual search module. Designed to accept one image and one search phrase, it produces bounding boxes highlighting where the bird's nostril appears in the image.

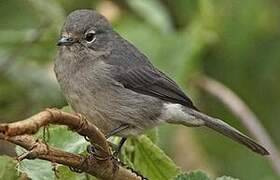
[67,37,73,42]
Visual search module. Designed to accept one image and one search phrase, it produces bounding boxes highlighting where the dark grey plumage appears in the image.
[54,9,269,155]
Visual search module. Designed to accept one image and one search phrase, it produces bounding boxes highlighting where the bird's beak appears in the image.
[57,36,75,46]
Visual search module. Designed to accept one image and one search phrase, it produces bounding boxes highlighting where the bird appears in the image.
[54,9,269,156]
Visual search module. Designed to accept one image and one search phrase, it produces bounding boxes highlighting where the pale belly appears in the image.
[64,82,163,137]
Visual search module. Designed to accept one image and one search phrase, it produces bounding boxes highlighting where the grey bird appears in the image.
[54,9,269,155]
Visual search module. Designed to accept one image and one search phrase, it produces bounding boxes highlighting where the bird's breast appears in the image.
[55,56,123,133]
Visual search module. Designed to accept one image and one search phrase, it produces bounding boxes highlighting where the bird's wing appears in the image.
[114,65,198,110]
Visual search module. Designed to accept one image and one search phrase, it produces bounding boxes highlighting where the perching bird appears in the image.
[54,9,269,156]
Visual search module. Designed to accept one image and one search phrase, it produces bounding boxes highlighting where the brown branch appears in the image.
[0,109,143,180]
[192,74,280,177]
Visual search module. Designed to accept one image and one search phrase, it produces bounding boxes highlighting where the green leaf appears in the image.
[145,128,159,144]
[16,146,54,180]
[216,176,239,180]
[130,135,181,180]
[56,165,97,180]
[34,125,88,154]
[0,156,19,180]
[17,157,54,180]
[173,171,210,180]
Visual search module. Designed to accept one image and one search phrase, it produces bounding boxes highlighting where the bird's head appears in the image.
[57,9,114,51]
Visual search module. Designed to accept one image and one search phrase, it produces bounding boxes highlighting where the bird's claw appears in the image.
[86,144,110,161]
[69,166,83,173]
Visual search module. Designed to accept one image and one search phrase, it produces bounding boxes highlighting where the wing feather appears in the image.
[118,66,198,110]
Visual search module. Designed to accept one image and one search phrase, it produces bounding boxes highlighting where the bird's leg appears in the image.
[87,124,129,158]
[106,124,129,156]
[113,137,127,157]
[105,124,130,138]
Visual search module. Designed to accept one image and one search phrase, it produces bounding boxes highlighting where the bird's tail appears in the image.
[182,108,269,155]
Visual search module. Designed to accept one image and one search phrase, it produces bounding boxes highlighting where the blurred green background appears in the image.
[0,0,279,179]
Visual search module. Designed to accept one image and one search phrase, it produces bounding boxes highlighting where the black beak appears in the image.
[57,36,75,46]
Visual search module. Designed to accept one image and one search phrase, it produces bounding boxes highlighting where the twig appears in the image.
[0,109,143,180]
[192,74,280,177]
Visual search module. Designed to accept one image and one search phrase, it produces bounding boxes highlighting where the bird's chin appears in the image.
[59,44,80,52]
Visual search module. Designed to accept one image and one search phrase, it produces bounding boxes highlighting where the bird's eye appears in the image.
[85,30,96,43]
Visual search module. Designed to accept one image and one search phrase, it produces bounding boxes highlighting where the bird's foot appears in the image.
[108,137,127,157]
[86,144,110,161]
[107,142,121,157]
[69,166,83,173]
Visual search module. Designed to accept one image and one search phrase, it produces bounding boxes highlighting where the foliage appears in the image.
[173,171,239,180]
[174,171,210,180]
[123,135,180,179]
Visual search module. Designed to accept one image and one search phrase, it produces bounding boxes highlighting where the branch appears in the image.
[0,109,143,180]
[192,74,280,177]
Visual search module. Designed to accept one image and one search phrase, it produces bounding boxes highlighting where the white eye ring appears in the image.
[85,30,96,43]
